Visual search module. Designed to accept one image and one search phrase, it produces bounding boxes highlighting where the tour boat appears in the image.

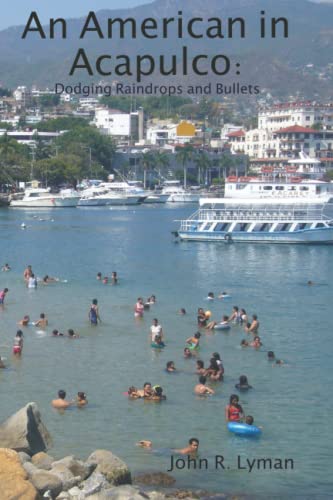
[10,183,80,208]
[175,198,333,244]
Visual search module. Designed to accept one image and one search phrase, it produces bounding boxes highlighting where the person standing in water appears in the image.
[89,299,101,325]
[13,330,24,355]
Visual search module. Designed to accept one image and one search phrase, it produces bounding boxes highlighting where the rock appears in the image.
[32,451,54,470]
[23,461,40,477]
[67,486,82,498]
[18,451,32,464]
[50,463,82,490]
[56,492,71,499]
[134,472,176,487]
[0,403,52,455]
[147,492,168,500]
[53,455,95,480]
[30,469,63,497]
[87,450,131,486]
[85,485,150,500]
[0,448,38,499]
[80,471,110,496]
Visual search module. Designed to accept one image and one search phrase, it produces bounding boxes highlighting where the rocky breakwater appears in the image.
[0,403,179,499]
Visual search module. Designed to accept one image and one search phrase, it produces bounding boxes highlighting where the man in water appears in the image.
[175,438,200,455]
[51,390,72,409]
[194,376,215,395]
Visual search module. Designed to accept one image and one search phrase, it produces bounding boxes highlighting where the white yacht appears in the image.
[10,182,80,208]
[176,198,333,244]
[78,185,142,206]
[161,181,200,203]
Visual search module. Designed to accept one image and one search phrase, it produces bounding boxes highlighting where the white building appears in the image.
[259,101,333,133]
[93,107,144,143]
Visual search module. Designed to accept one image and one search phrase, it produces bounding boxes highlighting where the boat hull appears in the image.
[178,228,333,244]
[10,197,79,208]
[78,196,141,206]
[167,194,200,203]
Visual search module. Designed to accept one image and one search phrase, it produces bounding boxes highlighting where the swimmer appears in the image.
[102,276,109,284]
[241,339,249,347]
[111,271,118,285]
[150,318,164,343]
[166,361,176,372]
[27,274,37,289]
[228,306,240,324]
[197,308,207,328]
[134,297,144,318]
[206,314,229,331]
[42,275,59,284]
[245,415,254,425]
[225,394,244,422]
[149,386,166,401]
[174,438,199,455]
[67,329,79,338]
[77,392,88,406]
[206,292,214,301]
[268,352,284,365]
[52,329,64,337]
[240,308,248,324]
[307,280,314,286]
[1,263,10,272]
[195,360,207,375]
[151,335,165,348]
[235,375,252,391]
[186,332,201,350]
[147,295,156,304]
[137,440,152,448]
[245,314,260,334]
[23,265,33,281]
[128,386,141,399]
[137,382,153,399]
[89,299,101,325]
[250,336,262,348]
[212,352,224,375]
[218,291,230,299]
[0,288,9,305]
[34,313,48,328]
[18,315,30,326]
[178,308,186,315]
[194,375,215,395]
[183,347,192,358]
[0,356,6,368]
[96,272,102,280]
[51,390,72,409]
[13,330,23,355]
[206,358,223,381]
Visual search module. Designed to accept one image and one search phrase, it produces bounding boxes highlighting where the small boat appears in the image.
[161,181,200,203]
[176,198,333,244]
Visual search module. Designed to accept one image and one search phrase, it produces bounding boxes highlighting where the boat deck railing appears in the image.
[184,205,329,223]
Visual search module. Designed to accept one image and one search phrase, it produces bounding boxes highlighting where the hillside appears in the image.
[0,0,332,99]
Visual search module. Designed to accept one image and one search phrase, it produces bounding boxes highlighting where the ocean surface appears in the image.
[0,204,332,498]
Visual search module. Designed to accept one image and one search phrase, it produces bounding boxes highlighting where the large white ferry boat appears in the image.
[176,198,333,244]
[10,182,80,208]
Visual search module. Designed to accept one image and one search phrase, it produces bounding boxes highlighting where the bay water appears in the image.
[0,204,332,497]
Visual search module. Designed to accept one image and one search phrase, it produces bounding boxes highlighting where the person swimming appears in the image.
[235,375,252,391]
[166,361,176,372]
[186,332,201,350]
[183,347,192,358]
[77,392,88,406]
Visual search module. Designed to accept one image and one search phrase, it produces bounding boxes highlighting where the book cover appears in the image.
[0,1,332,499]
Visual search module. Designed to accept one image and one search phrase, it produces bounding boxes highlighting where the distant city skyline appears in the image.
[0,0,152,30]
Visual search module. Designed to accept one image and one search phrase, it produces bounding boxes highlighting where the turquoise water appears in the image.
[0,205,332,497]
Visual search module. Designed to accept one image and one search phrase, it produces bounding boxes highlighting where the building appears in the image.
[93,107,144,144]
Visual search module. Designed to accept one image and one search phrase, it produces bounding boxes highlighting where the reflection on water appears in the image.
[0,205,332,496]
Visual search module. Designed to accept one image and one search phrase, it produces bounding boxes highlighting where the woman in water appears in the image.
[13,330,24,355]
[196,360,207,375]
[134,297,144,318]
[250,336,262,348]
[89,299,101,325]
[77,392,88,406]
[206,358,223,381]
[197,308,207,328]
[235,375,252,391]
[212,352,224,375]
[225,394,244,422]
[184,347,192,358]
[186,332,201,350]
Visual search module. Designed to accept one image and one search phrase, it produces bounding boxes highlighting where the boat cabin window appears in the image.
[214,223,230,232]
[29,193,42,198]
[316,186,321,194]
[202,222,214,231]
[295,223,311,230]
[275,186,284,191]
[275,223,292,231]
[263,186,273,190]
[253,223,271,232]
[234,223,250,231]
[300,186,309,191]
[315,223,325,228]
[287,186,297,191]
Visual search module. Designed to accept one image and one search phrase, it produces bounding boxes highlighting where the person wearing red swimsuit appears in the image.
[225,394,244,422]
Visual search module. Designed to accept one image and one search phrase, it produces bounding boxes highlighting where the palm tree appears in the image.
[194,151,211,186]
[175,144,194,189]
[140,151,156,189]
[154,151,170,185]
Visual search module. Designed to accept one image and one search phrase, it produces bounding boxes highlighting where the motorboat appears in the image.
[10,182,80,208]
[175,198,333,244]
[161,181,200,203]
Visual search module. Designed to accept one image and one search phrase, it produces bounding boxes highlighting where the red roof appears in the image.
[275,125,317,134]
[227,130,245,137]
